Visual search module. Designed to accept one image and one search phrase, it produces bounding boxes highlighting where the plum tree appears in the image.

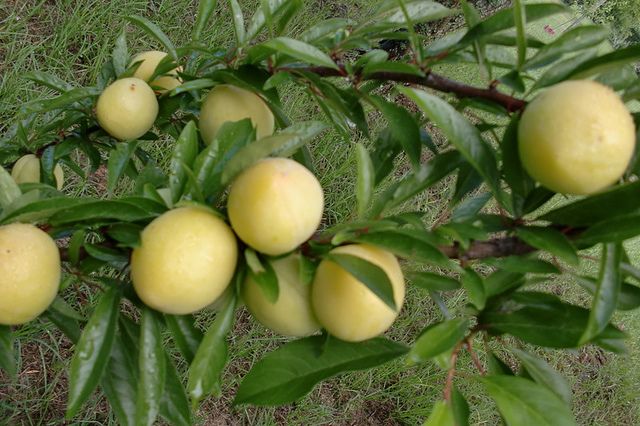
[130,50,182,92]
[227,157,324,256]
[199,84,275,144]
[130,206,238,315]
[0,223,60,325]
[95,77,159,140]
[311,244,405,342]
[11,154,64,190]
[242,254,320,337]
[518,80,636,195]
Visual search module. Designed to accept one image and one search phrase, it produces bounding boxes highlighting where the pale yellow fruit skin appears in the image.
[227,158,324,256]
[199,84,275,144]
[131,50,182,92]
[311,244,405,342]
[243,254,320,337]
[95,77,159,141]
[11,154,64,190]
[130,207,238,315]
[518,80,636,195]
[0,223,61,325]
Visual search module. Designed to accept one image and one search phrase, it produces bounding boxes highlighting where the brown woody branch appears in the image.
[438,236,535,261]
[281,65,527,112]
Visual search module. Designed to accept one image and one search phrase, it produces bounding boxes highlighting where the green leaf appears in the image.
[407,271,460,292]
[370,150,463,217]
[362,61,425,78]
[0,326,16,378]
[423,400,454,426]
[112,28,129,76]
[23,87,99,114]
[188,292,237,406]
[101,330,138,426]
[354,229,452,269]
[576,214,640,246]
[228,0,245,45]
[540,181,640,226]
[245,0,295,44]
[301,18,354,43]
[168,78,215,95]
[532,50,597,90]
[480,375,576,426]
[569,44,640,80]
[407,318,468,364]
[262,37,338,69]
[516,227,578,266]
[524,25,609,70]
[66,286,121,419]
[398,87,499,196]
[501,116,534,215]
[369,95,421,170]
[169,121,199,204]
[580,243,622,344]
[234,336,408,406]
[513,0,526,68]
[160,354,192,426]
[458,3,568,48]
[326,253,397,310]
[220,121,327,186]
[488,351,513,375]
[0,166,21,209]
[461,267,486,310]
[192,0,218,41]
[246,249,279,303]
[49,200,159,226]
[45,303,83,344]
[623,79,640,102]
[126,16,177,60]
[107,142,138,193]
[355,143,374,219]
[165,315,203,363]
[451,386,470,426]
[483,255,560,274]
[512,348,572,405]
[577,276,640,311]
[24,71,74,92]
[136,308,166,426]
[373,0,454,26]
[480,291,625,349]
[192,120,255,199]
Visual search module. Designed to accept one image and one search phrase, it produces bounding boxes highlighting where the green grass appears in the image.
[1,0,639,424]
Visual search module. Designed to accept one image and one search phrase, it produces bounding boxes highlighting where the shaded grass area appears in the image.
[1,0,639,424]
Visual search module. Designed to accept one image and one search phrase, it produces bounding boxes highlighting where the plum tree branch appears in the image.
[280,65,528,112]
[438,236,536,261]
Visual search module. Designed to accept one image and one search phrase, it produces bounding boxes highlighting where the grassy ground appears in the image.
[1,0,639,424]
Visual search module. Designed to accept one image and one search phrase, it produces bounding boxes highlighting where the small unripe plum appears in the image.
[95,77,159,141]
[130,206,238,315]
[227,158,324,256]
[131,50,182,92]
[242,254,320,337]
[0,223,61,325]
[518,80,636,195]
[311,244,405,342]
[199,84,275,144]
[11,154,64,190]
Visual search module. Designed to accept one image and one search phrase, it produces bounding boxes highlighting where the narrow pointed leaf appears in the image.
[234,336,408,405]
[112,28,129,76]
[516,227,578,266]
[398,87,499,195]
[407,318,468,364]
[524,26,609,70]
[165,315,203,363]
[160,355,192,426]
[481,375,576,426]
[169,121,199,204]
[577,276,640,311]
[326,253,396,310]
[0,167,21,209]
[262,37,338,69]
[0,326,16,378]
[569,44,640,80]
[228,0,245,45]
[580,243,622,344]
[461,267,485,310]
[424,400,454,426]
[126,16,177,60]
[188,292,237,406]
[101,331,138,426]
[407,271,460,292]
[512,348,572,405]
[136,308,166,426]
[193,0,218,41]
[513,0,526,68]
[108,142,138,193]
[355,143,374,218]
[66,286,121,419]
